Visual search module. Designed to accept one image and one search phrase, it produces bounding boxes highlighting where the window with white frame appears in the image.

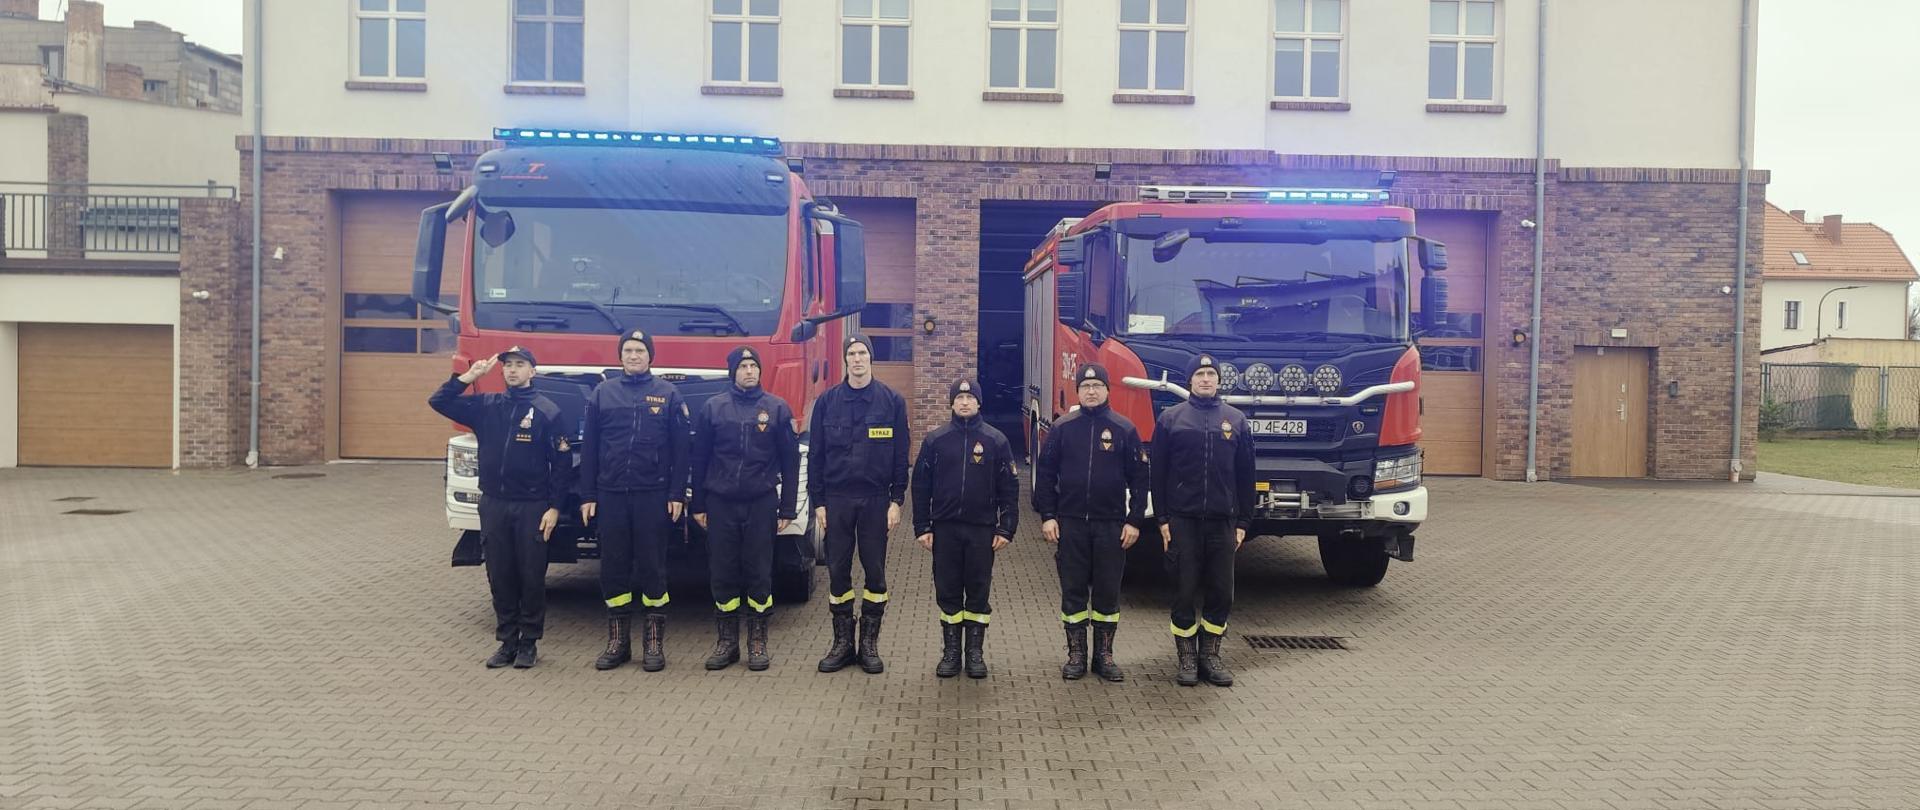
[842,0,910,87]
[1118,0,1189,93]
[1784,300,1801,330]
[710,0,780,85]
[1428,0,1496,102]
[355,0,427,80]
[1273,0,1343,99]
[513,0,583,84]
[988,0,1058,91]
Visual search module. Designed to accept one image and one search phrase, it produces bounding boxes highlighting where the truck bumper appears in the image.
[445,433,481,532]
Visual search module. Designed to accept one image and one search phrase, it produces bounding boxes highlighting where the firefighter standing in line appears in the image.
[912,379,1019,679]
[808,335,911,674]
[1149,354,1256,687]
[580,329,690,672]
[1033,363,1148,682]
[427,347,574,669]
[691,346,800,672]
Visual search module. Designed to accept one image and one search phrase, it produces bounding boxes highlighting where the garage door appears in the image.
[338,192,459,459]
[832,198,917,402]
[1412,211,1490,476]
[18,322,172,467]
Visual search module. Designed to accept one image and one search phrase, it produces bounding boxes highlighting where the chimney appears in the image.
[104,62,144,101]
[1788,209,1806,223]
[0,0,36,20]
[64,1,107,90]
[1822,214,1843,244]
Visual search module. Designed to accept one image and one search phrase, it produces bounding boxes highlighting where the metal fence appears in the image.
[1761,363,1920,431]
[1,181,236,257]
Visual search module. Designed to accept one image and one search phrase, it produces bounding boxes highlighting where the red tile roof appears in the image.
[1764,203,1918,281]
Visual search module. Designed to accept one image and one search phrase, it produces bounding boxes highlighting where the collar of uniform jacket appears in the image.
[620,371,653,385]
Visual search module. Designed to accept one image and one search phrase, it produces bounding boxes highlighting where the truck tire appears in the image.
[773,530,817,604]
[1318,535,1390,588]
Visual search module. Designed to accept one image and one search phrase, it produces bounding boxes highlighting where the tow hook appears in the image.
[1384,533,1415,562]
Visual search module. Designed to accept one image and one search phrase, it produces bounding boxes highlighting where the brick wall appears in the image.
[177,198,247,467]
[45,112,87,259]
[104,61,143,100]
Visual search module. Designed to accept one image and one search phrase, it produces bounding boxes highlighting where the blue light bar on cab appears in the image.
[1137,185,1391,204]
[492,127,782,154]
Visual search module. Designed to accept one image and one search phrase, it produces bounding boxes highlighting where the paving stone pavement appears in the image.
[1,465,1916,810]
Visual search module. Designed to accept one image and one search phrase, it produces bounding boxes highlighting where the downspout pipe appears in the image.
[247,0,263,468]
[1524,0,1547,482]
[1729,0,1753,481]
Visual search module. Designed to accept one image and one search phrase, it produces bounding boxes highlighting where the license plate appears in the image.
[1248,419,1308,437]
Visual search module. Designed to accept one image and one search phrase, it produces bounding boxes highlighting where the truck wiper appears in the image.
[609,303,749,336]
[1240,331,1399,344]
[513,300,626,333]
[1125,332,1251,342]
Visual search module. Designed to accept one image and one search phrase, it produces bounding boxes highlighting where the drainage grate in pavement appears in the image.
[63,509,131,516]
[272,473,326,480]
[1245,635,1348,651]
[53,496,96,502]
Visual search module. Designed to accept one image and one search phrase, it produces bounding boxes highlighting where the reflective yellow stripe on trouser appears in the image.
[747,596,773,613]
[640,592,670,608]
[1060,610,1090,624]
[828,590,857,605]
[861,590,889,604]
[1199,618,1227,635]
[715,597,741,613]
[940,611,965,625]
[1090,609,1120,623]
[606,592,633,609]
[962,611,990,625]
[1170,622,1199,638]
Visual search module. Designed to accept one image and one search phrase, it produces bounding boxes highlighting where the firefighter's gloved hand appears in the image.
[1041,519,1060,544]
[1120,523,1139,550]
[540,508,559,541]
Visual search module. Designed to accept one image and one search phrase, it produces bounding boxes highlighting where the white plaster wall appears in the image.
[1762,278,1913,350]
[56,92,242,188]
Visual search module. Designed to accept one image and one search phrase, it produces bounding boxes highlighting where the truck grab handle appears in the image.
[1121,375,1415,407]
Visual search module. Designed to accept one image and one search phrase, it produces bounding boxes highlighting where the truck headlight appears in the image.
[1374,454,1421,491]
[449,443,479,478]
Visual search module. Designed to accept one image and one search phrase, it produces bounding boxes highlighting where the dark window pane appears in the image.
[750,0,779,15]
[1025,27,1055,88]
[555,0,583,16]
[870,336,913,362]
[360,0,388,10]
[1118,30,1149,89]
[859,303,914,329]
[1420,346,1480,372]
[358,19,388,77]
[1027,0,1056,22]
[712,21,741,81]
[877,25,908,85]
[1309,40,1339,97]
[515,0,545,15]
[1121,0,1150,24]
[419,327,455,354]
[344,293,417,319]
[552,22,583,82]
[843,24,872,84]
[514,21,547,81]
[1154,30,1185,90]
[1156,0,1187,25]
[395,19,426,78]
[845,0,873,17]
[990,0,1019,22]
[879,0,908,19]
[748,22,779,82]
[396,0,424,11]
[1275,0,1304,31]
[714,0,742,14]
[345,327,417,353]
[1427,41,1456,99]
[1463,42,1493,100]
[988,27,1019,87]
[1273,39,1303,97]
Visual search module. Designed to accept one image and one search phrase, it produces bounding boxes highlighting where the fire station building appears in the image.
[216,0,1761,480]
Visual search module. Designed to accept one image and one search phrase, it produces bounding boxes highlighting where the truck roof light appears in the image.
[492,127,784,155]
[1137,185,1391,204]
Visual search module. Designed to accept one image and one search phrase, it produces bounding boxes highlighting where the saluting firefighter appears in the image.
[912,379,1019,679]
[580,329,690,672]
[691,346,800,672]
[807,335,911,674]
[1033,363,1148,682]
[427,346,574,669]
[1149,354,1256,687]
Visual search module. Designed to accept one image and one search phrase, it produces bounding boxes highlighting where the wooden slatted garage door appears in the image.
[338,192,459,459]
[833,198,917,400]
[18,322,172,467]
[1412,211,1491,476]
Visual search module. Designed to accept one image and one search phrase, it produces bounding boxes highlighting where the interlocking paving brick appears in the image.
[1,467,1916,808]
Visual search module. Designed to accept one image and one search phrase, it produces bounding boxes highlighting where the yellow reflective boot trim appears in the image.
[747,596,773,613]
[861,590,890,604]
[641,592,671,608]
[1059,610,1090,624]
[1169,622,1199,638]
[715,597,741,613]
[940,611,965,625]
[1199,619,1227,635]
[605,592,633,609]
[1090,610,1120,623]
[963,611,992,625]
[828,590,857,605]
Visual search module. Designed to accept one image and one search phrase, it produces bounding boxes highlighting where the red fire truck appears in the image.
[410,127,869,603]
[1023,184,1448,587]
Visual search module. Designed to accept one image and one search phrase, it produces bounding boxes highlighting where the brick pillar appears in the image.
[178,198,246,466]
[909,193,982,439]
[46,113,88,259]
[104,62,145,101]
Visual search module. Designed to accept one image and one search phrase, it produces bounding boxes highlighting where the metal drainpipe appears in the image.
[1524,0,1547,482]
[247,0,264,468]
[1729,0,1753,482]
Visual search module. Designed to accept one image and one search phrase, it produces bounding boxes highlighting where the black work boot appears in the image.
[640,613,667,672]
[963,622,989,679]
[857,612,887,674]
[935,623,963,678]
[818,610,857,672]
[1198,632,1234,687]
[1060,622,1089,681]
[485,637,517,669]
[513,639,538,669]
[745,613,771,671]
[705,614,740,671]
[594,616,631,671]
[1091,623,1125,683]
[1174,634,1200,687]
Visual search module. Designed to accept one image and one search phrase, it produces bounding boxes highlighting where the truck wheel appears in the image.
[1318,535,1389,588]
[774,531,817,604]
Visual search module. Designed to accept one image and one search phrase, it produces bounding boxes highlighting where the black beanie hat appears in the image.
[1187,353,1221,380]
[949,378,981,405]
[617,328,655,357]
[1073,362,1110,387]
[843,333,875,360]
[727,345,761,383]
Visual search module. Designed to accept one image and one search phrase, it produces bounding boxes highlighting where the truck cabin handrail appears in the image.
[1121,374,1415,407]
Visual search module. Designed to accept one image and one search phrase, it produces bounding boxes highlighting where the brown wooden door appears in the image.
[1411,211,1490,475]
[18,322,173,468]
[831,198,917,399]
[1571,346,1650,477]
[338,192,460,459]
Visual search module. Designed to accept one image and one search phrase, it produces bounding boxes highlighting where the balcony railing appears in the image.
[0,181,237,258]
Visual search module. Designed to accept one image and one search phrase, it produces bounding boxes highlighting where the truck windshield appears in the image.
[1119,234,1408,342]
[471,205,788,336]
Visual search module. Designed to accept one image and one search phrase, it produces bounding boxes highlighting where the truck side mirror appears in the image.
[1421,276,1450,331]
[413,201,456,315]
[790,319,819,342]
[833,215,867,316]
[1057,266,1089,328]
[1417,238,1449,272]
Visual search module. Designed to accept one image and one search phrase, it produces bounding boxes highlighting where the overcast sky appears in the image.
[36,0,1920,281]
